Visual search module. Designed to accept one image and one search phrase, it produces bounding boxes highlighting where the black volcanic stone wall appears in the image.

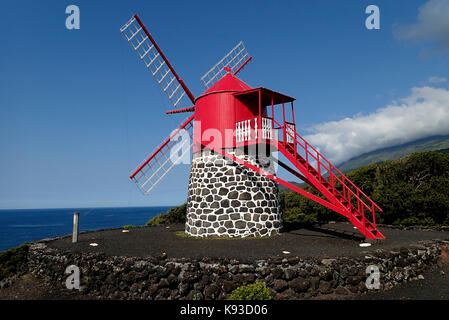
[23,240,446,300]
[185,150,282,237]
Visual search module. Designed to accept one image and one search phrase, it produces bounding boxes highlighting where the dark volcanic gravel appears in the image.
[46,222,449,261]
[357,262,449,300]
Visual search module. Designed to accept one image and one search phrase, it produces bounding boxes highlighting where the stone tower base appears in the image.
[185,149,282,238]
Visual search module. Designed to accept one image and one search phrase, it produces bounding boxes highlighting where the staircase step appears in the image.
[279,138,384,239]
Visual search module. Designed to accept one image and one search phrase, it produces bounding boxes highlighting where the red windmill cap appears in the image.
[197,73,252,101]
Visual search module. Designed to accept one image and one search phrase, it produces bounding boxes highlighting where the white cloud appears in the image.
[394,0,449,52]
[304,86,449,165]
[428,76,447,83]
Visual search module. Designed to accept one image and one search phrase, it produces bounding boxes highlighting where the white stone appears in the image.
[359,243,372,247]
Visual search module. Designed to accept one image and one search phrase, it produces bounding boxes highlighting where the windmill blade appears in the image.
[130,114,194,195]
[120,14,195,109]
[201,41,251,88]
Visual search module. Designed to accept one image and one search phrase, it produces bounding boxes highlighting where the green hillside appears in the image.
[281,151,449,227]
[278,181,305,193]
[336,135,449,173]
[279,136,449,192]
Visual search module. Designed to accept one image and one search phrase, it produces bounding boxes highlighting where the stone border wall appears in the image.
[25,240,448,300]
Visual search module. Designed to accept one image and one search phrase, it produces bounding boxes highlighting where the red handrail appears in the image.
[269,117,381,226]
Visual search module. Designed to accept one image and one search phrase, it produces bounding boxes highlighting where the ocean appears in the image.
[0,206,172,252]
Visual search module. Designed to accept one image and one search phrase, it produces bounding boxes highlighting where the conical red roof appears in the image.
[202,73,252,96]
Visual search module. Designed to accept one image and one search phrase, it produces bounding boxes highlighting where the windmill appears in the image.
[120,14,385,239]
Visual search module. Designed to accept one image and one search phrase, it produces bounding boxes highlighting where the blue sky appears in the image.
[1,0,449,209]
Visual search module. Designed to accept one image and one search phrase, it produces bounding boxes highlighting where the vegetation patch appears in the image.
[146,203,187,226]
[229,282,272,300]
[175,231,189,238]
[0,243,30,281]
[122,225,135,229]
[281,151,449,227]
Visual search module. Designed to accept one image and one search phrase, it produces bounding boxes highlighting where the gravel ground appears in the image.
[357,263,449,300]
[0,274,87,300]
[46,222,449,261]
[357,244,449,300]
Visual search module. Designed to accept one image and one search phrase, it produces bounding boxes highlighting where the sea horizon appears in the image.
[0,205,177,211]
[0,206,174,252]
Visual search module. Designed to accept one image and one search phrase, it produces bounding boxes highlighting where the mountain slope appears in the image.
[336,135,449,173]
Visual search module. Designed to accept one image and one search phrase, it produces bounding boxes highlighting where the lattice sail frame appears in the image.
[130,116,194,195]
[120,16,188,108]
[201,41,250,88]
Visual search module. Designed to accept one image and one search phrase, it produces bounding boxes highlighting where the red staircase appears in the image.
[273,119,385,239]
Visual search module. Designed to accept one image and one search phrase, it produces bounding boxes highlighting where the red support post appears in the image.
[258,90,262,144]
[347,190,351,210]
[317,153,321,184]
[362,205,365,228]
[271,95,275,141]
[282,103,286,144]
[291,102,297,159]
[330,172,335,196]
[291,102,295,124]
[357,189,361,214]
[305,141,309,175]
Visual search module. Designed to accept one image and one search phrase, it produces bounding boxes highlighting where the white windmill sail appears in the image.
[121,14,197,196]
[201,41,251,88]
[120,15,195,109]
[130,115,194,195]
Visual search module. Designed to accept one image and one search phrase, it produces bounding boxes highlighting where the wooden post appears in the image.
[72,211,79,243]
